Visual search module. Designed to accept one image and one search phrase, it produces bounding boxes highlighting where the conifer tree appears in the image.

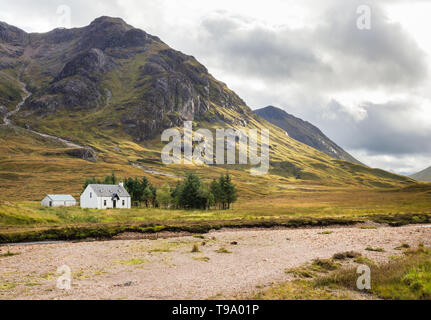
[179,173,201,209]
[223,173,238,209]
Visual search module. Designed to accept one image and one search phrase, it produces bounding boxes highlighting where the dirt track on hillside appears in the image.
[1,224,430,300]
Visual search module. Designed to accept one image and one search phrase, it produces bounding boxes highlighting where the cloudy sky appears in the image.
[1,0,431,175]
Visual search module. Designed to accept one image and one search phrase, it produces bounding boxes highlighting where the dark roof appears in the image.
[88,184,131,198]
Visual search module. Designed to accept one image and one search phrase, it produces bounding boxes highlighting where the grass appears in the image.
[319,231,333,235]
[114,258,148,266]
[0,144,431,245]
[395,243,411,250]
[311,259,340,272]
[316,246,431,300]
[333,251,361,260]
[0,282,16,291]
[366,247,385,253]
[286,258,341,279]
[215,247,232,254]
[1,208,431,244]
[2,183,431,231]
[149,247,171,253]
[286,267,317,279]
[359,225,377,229]
[191,244,201,253]
[250,279,350,300]
[354,256,376,266]
[0,250,20,258]
[25,282,41,287]
[193,256,210,262]
[251,246,431,300]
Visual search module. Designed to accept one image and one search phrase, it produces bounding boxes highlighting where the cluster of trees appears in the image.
[83,172,238,210]
[158,173,238,210]
[124,177,157,207]
[83,172,119,189]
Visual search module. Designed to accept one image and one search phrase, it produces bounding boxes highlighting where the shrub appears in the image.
[333,251,361,260]
[311,258,340,271]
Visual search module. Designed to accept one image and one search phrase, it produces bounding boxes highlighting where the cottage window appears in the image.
[104,200,107,206]
[122,200,125,206]
[90,192,92,198]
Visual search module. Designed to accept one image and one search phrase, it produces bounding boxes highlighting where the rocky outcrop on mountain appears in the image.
[255,106,361,164]
[0,21,28,45]
[76,16,154,51]
[65,147,98,162]
[56,48,112,81]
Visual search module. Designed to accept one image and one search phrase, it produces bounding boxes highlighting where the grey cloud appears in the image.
[315,99,431,156]
[191,1,431,174]
[199,15,332,82]
[0,0,125,32]
[195,2,428,93]
[346,150,431,176]
[316,1,429,90]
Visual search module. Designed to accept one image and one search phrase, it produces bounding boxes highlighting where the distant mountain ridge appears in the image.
[254,106,361,164]
[410,166,431,182]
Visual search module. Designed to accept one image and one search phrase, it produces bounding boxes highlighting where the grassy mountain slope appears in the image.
[255,106,360,164]
[0,17,416,202]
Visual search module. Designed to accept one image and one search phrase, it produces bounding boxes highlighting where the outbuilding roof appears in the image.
[88,184,131,198]
[46,195,76,201]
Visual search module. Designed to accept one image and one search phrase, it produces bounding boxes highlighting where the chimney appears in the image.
[119,181,124,187]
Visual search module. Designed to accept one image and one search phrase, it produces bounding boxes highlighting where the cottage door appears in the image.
[113,200,117,208]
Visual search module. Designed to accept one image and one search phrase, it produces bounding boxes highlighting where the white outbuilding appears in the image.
[80,182,131,209]
[41,195,77,207]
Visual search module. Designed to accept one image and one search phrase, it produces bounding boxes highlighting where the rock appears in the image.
[0,21,28,45]
[48,77,104,109]
[0,105,7,116]
[114,281,134,287]
[65,147,98,162]
[56,48,112,81]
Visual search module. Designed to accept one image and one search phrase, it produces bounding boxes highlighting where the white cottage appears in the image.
[80,183,131,209]
[41,195,77,207]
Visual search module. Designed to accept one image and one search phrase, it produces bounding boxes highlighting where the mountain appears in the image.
[255,106,360,164]
[0,17,414,200]
[410,166,431,182]
[1,17,247,141]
